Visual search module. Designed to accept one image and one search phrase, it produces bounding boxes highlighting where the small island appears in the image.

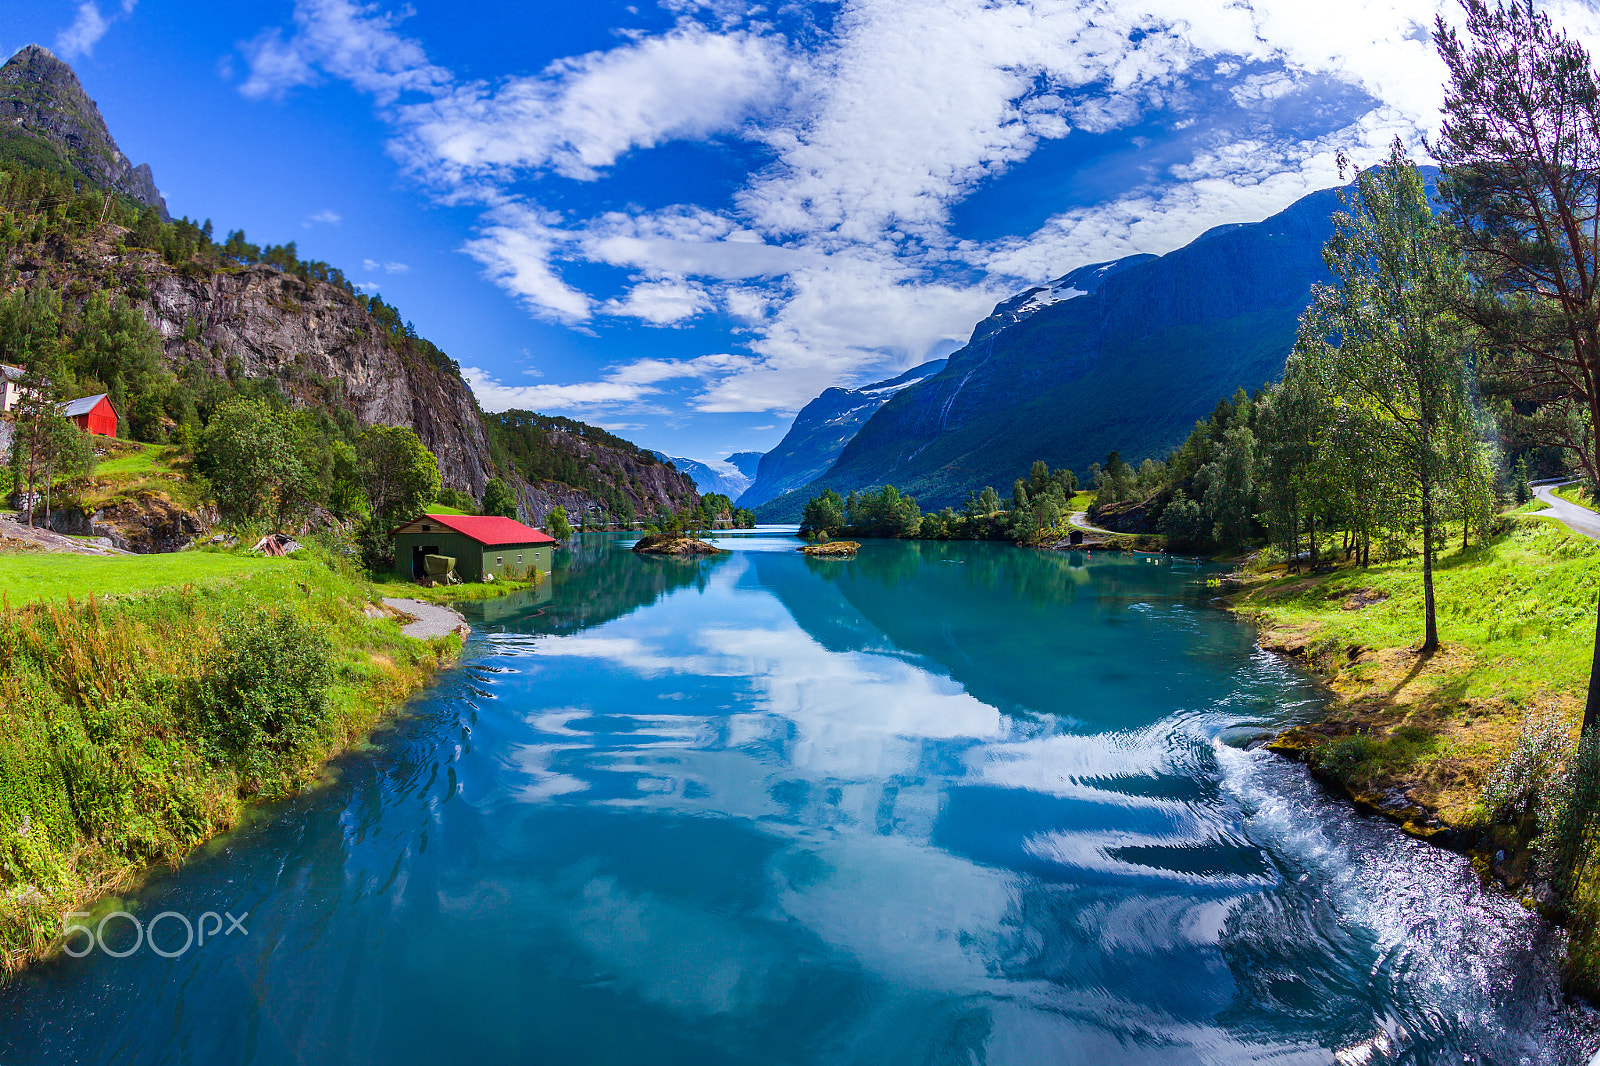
[799,540,859,557]
[632,533,725,555]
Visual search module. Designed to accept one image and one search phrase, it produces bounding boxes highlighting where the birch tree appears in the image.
[1297,141,1477,655]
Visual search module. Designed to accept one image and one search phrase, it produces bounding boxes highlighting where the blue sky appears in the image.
[9,0,1600,467]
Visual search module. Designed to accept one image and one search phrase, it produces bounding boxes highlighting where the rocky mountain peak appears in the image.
[0,44,169,217]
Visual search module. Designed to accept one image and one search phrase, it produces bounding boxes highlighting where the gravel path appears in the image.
[1068,511,1118,535]
[1532,481,1600,542]
[381,597,469,640]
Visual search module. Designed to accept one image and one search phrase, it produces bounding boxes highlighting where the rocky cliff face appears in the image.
[517,430,698,527]
[15,227,495,495]
[2,45,701,529]
[0,45,169,216]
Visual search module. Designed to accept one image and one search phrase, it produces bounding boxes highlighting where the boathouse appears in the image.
[391,513,557,583]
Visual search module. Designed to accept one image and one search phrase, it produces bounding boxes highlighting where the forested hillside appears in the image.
[0,43,696,535]
[755,184,1357,518]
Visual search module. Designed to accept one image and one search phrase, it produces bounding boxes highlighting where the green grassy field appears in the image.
[368,571,536,603]
[423,503,471,516]
[0,556,464,971]
[1233,517,1600,994]
[93,442,171,477]
[1552,483,1599,510]
[1237,519,1599,706]
[0,551,294,605]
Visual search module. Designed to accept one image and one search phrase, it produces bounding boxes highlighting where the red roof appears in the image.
[419,513,558,546]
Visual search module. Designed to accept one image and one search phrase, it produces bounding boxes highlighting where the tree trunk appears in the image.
[42,451,53,529]
[1585,601,1600,735]
[1420,473,1439,656]
[22,393,40,529]
[1308,511,1319,571]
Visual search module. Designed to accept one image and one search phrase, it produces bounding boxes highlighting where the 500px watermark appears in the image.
[62,910,248,959]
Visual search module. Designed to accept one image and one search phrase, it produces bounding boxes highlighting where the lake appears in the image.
[1,532,1593,1063]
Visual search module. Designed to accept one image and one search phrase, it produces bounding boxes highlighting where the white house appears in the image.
[0,364,24,414]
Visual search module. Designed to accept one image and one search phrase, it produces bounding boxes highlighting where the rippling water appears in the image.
[2,533,1595,1063]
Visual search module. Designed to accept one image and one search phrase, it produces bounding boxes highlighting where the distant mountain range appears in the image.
[751,182,1355,519]
[650,451,764,499]
[727,451,763,481]
[736,359,947,509]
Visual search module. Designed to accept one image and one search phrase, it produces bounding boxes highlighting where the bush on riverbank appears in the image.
[0,556,459,972]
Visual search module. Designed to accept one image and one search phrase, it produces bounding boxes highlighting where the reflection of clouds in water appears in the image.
[561,872,778,1015]
[527,634,739,678]
[973,731,1173,806]
[772,834,1012,988]
[525,620,1004,782]
[701,625,1002,777]
[1067,893,1239,956]
[505,742,588,801]
[1023,829,1271,888]
[970,711,1226,816]
[438,865,790,1018]
[496,608,1359,1053]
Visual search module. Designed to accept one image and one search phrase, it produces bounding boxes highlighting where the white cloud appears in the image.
[461,202,593,323]
[362,257,409,274]
[239,0,449,103]
[243,0,1596,417]
[693,254,1001,413]
[395,25,798,184]
[55,0,136,59]
[600,278,714,325]
[302,208,342,227]
[463,352,757,413]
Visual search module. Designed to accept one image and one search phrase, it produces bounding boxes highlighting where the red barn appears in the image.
[59,393,118,437]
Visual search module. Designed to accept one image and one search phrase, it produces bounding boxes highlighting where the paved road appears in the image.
[1532,482,1600,542]
[1069,511,1118,535]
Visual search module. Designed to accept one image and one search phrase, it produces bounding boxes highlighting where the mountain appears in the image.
[0,45,167,216]
[727,451,764,481]
[737,359,948,509]
[752,183,1348,518]
[490,417,698,526]
[648,451,752,498]
[0,44,697,530]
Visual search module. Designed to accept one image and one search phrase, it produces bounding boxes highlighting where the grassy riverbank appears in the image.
[0,551,292,603]
[0,549,484,973]
[1226,516,1600,991]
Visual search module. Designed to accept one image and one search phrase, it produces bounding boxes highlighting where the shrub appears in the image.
[199,610,333,782]
[1481,705,1574,822]
[1316,734,1378,778]
[435,485,477,514]
[355,516,394,572]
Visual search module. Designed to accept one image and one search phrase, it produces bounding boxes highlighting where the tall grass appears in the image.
[0,558,458,972]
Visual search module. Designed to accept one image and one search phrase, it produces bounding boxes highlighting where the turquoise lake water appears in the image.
[0,532,1595,1063]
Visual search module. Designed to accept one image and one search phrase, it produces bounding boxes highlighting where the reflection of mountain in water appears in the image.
[0,538,1586,1063]
[483,533,729,636]
[750,542,1273,732]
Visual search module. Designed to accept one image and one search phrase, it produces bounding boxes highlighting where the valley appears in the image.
[4,3,1600,1062]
